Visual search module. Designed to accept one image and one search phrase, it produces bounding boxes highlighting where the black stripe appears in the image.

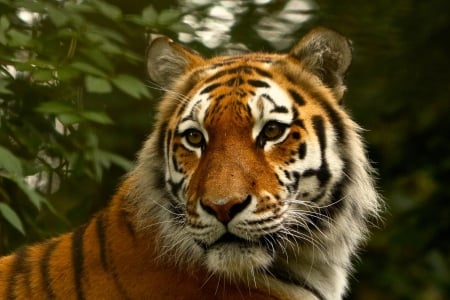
[107,209,133,300]
[165,129,173,174]
[209,57,273,69]
[40,240,59,300]
[166,129,173,154]
[310,179,347,229]
[225,76,244,87]
[260,93,289,114]
[6,247,31,300]
[289,171,301,193]
[253,67,273,78]
[267,266,326,300]
[298,142,307,159]
[156,122,168,157]
[72,225,87,300]
[96,213,108,271]
[293,119,305,129]
[205,66,253,83]
[172,154,180,172]
[289,89,306,106]
[313,93,346,143]
[176,70,202,104]
[215,94,226,102]
[271,106,289,114]
[167,178,184,200]
[312,116,331,186]
[152,166,166,190]
[261,93,274,103]
[313,116,326,153]
[180,99,203,123]
[200,83,221,95]
[247,79,270,88]
[279,65,346,143]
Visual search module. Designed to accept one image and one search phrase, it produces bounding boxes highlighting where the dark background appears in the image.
[0,0,449,299]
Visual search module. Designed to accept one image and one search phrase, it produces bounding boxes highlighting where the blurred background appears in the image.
[0,0,449,299]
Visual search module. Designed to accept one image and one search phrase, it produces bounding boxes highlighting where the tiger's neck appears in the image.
[119,175,347,300]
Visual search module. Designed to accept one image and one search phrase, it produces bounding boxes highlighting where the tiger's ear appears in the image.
[146,36,204,88]
[290,27,352,101]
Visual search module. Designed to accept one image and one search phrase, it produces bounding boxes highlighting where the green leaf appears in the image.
[0,16,10,45]
[81,111,114,125]
[85,75,112,94]
[0,172,46,210]
[56,67,79,81]
[32,69,54,82]
[71,61,107,77]
[93,1,122,20]
[169,22,195,34]
[0,202,26,235]
[158,9,181,25]
[12,177,46,210]
[36,101,73,114]
[0,80,13,95]
[0,146,23,176]
[13,0,45,12]
[7,29,32,47]
[0,16,10,31]
[111,74,150,99]
[142,5,158,24]
[47,6,70,27]
[58,113,83,125]
[80,48,115,73]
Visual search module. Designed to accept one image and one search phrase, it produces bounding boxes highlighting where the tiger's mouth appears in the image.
[196,232,272,251]
[215,232,253,247]
[199,232,276,275]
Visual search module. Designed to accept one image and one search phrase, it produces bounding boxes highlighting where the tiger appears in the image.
[0,27,380,300]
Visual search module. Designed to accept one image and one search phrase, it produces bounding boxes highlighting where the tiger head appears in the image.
[133,28,379,295]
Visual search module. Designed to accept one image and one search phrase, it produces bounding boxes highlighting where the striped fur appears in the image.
[0,28,380,300]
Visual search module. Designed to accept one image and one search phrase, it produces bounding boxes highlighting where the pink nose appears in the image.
[200,195,251,223]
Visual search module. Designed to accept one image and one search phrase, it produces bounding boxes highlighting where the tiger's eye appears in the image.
[262,122,284,140]
[185,129,204,147]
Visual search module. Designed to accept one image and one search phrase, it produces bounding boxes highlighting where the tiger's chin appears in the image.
[203,235,274,276]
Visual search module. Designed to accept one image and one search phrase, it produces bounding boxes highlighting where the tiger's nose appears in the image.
[200,195,252,224]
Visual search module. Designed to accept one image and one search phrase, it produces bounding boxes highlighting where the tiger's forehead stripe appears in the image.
[172,61,275,127]
[197,62,273,96]
[203,65,273,84]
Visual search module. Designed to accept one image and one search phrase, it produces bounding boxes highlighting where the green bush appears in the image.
[0,0,191,253]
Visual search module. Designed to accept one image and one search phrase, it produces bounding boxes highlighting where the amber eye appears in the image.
[262,121,286,140]
[184,129,205,148]
[257,121,288,148]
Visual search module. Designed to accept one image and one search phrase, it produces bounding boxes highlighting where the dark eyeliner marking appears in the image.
[248,80,270,88]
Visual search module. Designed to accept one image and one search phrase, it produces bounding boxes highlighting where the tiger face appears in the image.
[164,60,345,275]
[141,28,378,289]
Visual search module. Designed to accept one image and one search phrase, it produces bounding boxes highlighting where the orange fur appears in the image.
[0,176,278,299]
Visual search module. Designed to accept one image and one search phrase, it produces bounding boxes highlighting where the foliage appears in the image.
[0,0,190,252]
[1,0,449,299]
[316,0,450,299]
